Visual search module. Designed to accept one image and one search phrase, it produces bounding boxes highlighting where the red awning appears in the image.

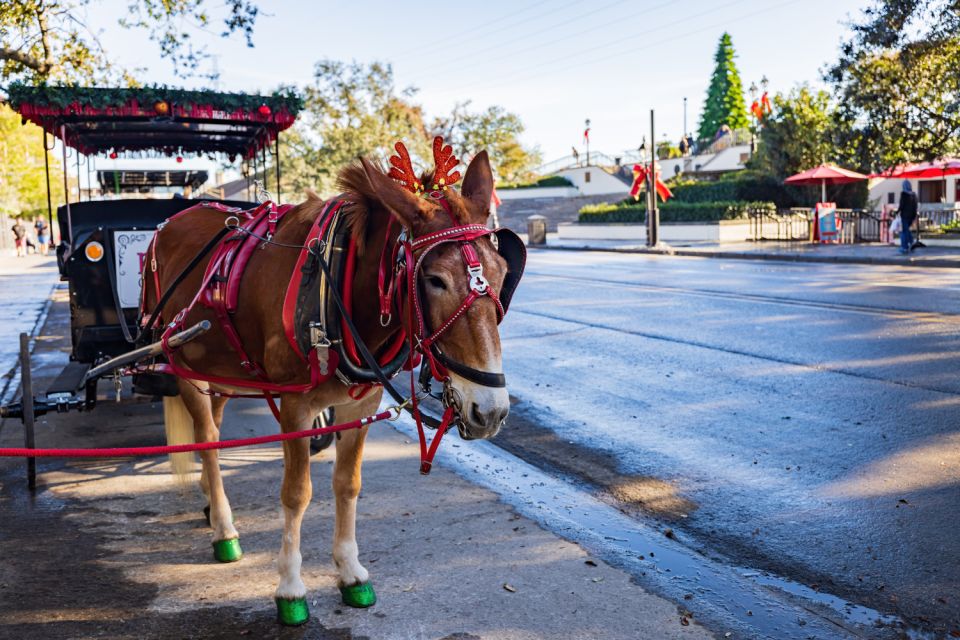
[870,158,960,179]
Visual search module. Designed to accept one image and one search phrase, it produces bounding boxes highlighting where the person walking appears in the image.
[896,180,918,254]
[34,217,49,256]
[11,218,27,257]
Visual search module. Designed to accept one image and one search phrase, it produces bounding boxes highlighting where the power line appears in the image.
[443,0,772,96]
[428,0,636,75]
[395,0,569,58]
[431,0,677,77]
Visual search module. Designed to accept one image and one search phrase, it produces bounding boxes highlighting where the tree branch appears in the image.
[0,46,49,73]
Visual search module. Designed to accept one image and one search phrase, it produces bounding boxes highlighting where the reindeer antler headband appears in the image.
[388,136,462,197]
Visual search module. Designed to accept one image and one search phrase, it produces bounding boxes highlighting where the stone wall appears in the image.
[494,194,620,233]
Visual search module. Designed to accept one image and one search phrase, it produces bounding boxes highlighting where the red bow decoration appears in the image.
[630,164,672,202]
[388,136,462,196]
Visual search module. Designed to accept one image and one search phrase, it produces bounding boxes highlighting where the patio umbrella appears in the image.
[870,157,960,180]
[784,163,869,202]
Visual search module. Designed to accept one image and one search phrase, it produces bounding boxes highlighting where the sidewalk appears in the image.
[542,236,960,268]
[0,274,716,640]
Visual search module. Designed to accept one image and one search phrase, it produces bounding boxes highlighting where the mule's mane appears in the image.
[335,159,472,249]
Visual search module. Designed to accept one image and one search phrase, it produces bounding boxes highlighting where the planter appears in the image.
[558,220,754,243]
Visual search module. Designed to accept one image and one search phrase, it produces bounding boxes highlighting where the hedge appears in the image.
[578,200,776,224]
[499,175,573,189]
[666,170,868,209]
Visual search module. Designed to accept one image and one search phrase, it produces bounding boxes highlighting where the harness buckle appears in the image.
[467,264,489,294]
[309,322,332,376]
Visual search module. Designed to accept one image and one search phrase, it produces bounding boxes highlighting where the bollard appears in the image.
[526,215,547,246]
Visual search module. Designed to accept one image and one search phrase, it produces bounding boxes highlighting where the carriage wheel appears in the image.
[309,408,335,454]
[19,333,36,491]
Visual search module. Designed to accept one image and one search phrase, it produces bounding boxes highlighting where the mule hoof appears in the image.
[340,581,376,608]
[276,597,310,626]
[212,538,242,563]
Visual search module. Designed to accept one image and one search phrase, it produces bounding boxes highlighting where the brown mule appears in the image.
[143,148,514,625]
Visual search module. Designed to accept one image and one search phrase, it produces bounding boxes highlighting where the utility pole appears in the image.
[584,118,591,166]
[683,97,687,140]
[647,109,659,248]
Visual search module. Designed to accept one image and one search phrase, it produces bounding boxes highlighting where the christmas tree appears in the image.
[697,33,749,141]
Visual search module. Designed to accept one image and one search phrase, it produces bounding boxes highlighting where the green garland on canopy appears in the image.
[6,82,303,115]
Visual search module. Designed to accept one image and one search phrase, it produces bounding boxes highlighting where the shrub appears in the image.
[578,200,775,223]
[499,175,573,189]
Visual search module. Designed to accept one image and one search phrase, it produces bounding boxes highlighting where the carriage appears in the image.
[0,84,326,484]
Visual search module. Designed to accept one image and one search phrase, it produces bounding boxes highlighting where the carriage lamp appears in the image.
[84,241,105,262]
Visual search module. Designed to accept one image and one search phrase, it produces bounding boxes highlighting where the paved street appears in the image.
[2,249,959,638]
[499,249,960,636]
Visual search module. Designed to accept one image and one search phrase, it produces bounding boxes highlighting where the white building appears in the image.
[868,176,958,209]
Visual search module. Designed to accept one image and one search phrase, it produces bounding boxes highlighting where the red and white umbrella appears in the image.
[784,163,868,202]
[870,157,960,180]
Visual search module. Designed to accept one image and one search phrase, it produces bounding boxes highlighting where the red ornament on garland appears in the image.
[109,151,118,159]
[154,100,170,116]
[176,155,183,163]
[258,104,272,117]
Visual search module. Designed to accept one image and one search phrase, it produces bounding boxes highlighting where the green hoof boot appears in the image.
[212,538,242,563]
[340,582,376,608]
[276,597,310,626]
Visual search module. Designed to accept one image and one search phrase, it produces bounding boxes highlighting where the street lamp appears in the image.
[584,118,591,166]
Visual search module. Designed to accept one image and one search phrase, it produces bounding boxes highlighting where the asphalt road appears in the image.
[497,250,960,637]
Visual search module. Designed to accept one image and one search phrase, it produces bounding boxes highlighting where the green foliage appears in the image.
[578,200,775,223]
[499,175,573,189]
[280,61,540,197]
[0,104,66,216]
[6,83,303,114]
[670,171,792,207]
[0,1,261,85]
[433,102,542,184]
[941,219,960,233]
[828,1,960,169]
[750,86,839,179]
[697,33,750,140]
[657,141,682,159]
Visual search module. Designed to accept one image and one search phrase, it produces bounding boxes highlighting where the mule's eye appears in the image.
[425,275,447,291]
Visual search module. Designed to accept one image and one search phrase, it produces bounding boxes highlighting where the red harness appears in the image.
[142,196,516,473]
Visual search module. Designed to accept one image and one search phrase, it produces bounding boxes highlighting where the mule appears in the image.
[142,143,517,625]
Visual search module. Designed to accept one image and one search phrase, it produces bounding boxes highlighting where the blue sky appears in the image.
[85,0,870,167]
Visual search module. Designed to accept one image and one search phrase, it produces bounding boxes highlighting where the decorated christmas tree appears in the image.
[697,33,749,141]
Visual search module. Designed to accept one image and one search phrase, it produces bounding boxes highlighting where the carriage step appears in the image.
[46,362,91,395]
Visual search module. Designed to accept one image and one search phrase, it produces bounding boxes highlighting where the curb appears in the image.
[534,244,960,268]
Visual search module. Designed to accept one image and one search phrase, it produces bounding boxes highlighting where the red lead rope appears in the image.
[0,409,393,458]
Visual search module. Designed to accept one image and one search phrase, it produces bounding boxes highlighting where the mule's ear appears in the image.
[461,151,494,219]
[360,157,432,230]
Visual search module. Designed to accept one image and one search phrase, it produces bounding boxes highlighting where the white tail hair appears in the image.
[163,395,196,483]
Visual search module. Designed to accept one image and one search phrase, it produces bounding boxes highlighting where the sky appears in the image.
[80,0,872,172]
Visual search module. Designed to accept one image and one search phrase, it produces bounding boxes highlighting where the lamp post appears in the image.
[749,81,759,156]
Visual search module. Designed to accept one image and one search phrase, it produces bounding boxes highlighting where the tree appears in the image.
[0,103,66,217]
[0,0,260,85]
[432,102,541,184]
[828,0,960,169]
[280,61,540,196]
[751,86,838,178]
[697,32,749,141]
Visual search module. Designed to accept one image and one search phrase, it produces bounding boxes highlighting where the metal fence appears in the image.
[749,209,886,243]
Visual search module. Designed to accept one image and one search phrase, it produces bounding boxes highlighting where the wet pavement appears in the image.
[499,250,960,637]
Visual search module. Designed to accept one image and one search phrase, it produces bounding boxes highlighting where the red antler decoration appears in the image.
[387,136,462,195]
[388,141,422,194]
[430,136,461,191]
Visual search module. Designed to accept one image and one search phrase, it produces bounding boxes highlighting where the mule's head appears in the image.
[357,149,514,440]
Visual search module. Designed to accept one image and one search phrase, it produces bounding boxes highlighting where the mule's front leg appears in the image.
[275,395,317,626]
[332,393,381,608]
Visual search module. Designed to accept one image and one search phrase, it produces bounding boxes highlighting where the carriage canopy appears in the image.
[6,83,302,159]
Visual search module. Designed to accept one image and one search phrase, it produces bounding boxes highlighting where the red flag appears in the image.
[583,127,590,143]
[761,91,772,114]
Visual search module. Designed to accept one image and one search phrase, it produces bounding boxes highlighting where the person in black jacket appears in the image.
[896,180,918,254]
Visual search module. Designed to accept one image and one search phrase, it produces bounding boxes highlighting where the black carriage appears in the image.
[0,85,317,487]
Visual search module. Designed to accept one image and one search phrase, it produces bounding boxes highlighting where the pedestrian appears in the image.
[896,180,918,255]
[11,217,27,257]
[34,217,49,256]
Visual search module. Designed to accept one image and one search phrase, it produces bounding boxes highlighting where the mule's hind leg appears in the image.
[274,393,319,626]
[332,392,382,608]
[178,381,240,562]
[199,395,230,527]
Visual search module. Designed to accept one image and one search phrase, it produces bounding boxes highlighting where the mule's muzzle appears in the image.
[458,402,508,440]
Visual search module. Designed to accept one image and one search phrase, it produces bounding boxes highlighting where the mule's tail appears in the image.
[163,394,196,483]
